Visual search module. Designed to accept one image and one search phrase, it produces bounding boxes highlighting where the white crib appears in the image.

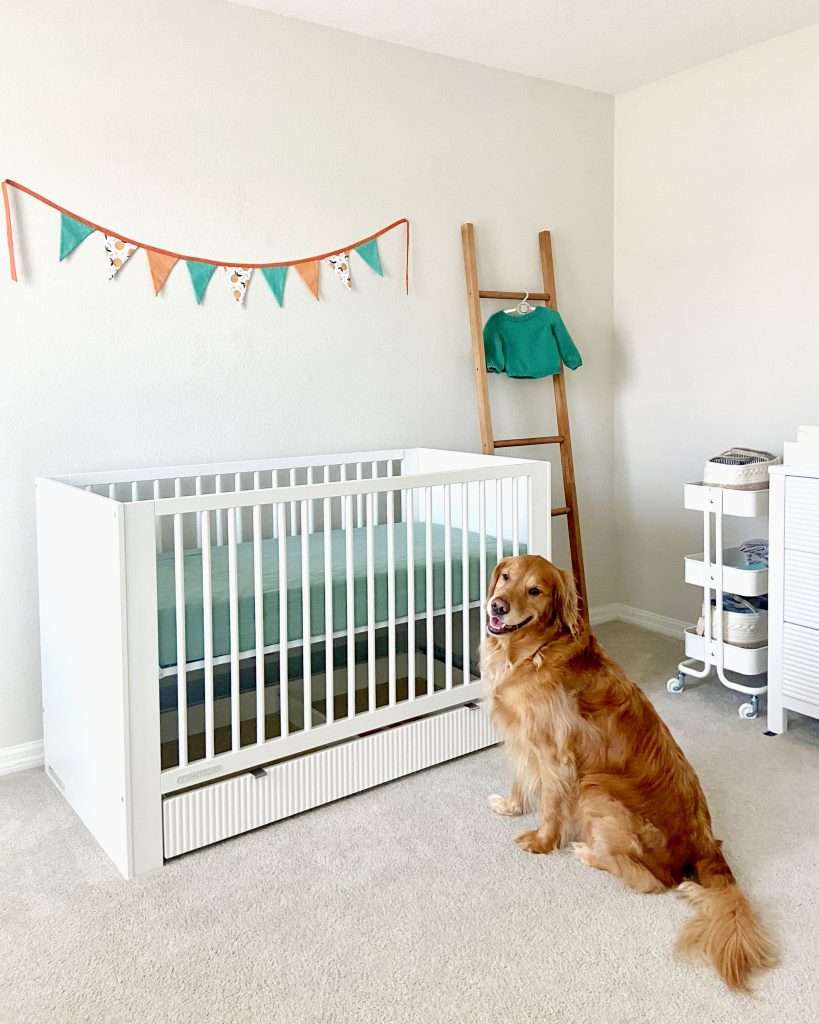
[36,448,550,878]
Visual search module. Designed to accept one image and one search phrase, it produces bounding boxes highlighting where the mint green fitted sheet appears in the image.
[157,523,504,669]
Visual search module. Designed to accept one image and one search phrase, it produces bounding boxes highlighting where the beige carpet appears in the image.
[2,623,818,1024]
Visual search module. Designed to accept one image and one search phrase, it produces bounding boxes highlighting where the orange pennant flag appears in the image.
[295,260,319,301]
[146,250,179,295]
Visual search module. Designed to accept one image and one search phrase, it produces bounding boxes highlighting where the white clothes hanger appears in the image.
[504,291,536,315]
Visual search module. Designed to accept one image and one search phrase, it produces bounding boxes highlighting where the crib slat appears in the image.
[444,485,453,690]
[406,487,416,701]
[173,507,188,767]
[215,475,224,546]
[201,510,215,760]
[462,481,470,682]
[253,501,265,745]
[234,473,244,543]
[526,475,533,550]
[277,503,289,737]
[425,486,434,695]
[496,478,504,562]
[356,462,364,528]
[108,482,116,500]
[227,507,240,751]
[153,480,163,552]
[131,480,139,502]
[272,470,279,539]
[512,476,519,556]
[289,469,297,537]
[479,480,487,636]
[300,501,312,731]
[323,496,334,724]
[345,494,355,718]
[195,477,203,547]
[365,492,376,712]
[373,462,381,526]
[340,464,348,528]
[387,479,396,705]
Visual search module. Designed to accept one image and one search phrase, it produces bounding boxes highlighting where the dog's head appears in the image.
[486,555,580,640]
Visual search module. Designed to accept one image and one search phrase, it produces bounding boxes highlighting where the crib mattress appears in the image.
[156,523,504,669]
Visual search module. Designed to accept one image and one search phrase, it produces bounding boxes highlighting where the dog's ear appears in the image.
[554,569,581,638]
[487,558,509,599]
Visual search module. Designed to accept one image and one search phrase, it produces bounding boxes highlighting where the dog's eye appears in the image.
[501,572,509,581]
[528,587,541,596]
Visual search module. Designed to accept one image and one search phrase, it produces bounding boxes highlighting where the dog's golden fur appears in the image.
[482,555,776,990]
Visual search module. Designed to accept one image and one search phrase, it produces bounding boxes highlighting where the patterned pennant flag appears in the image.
[59,213,95,261]
[354,238,383,276]
[104,235,138,279]
[327,252,352,291]
[261,265,288,306]
[295,260,319,301]
[225,266,252,304]
[186,260,217,304]
[146,250,179,295]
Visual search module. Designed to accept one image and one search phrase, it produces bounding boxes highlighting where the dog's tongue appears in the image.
[490,615,505,631]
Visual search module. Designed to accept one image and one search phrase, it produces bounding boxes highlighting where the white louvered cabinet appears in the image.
[768,466,819,732]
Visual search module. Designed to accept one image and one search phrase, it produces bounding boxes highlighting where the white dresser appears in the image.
[768,464,819,732]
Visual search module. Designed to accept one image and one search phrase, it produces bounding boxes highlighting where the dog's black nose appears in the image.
[490,597,509,616]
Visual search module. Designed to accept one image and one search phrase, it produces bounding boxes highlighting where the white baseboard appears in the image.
[591,603,689,639]
[0,739,44,776]
[0,606,684,779]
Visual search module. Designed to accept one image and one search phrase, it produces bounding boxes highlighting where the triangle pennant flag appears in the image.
[146,250,179,295]
[104,235,138,279]
[59,213,95,261]
[186,260,217,304]
[225,266,253,304]
[354,238,383,276]
[261,265,288,306]
[295,260,320,301]
[327,252,352,291]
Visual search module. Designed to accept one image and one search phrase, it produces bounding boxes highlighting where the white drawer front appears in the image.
[783,622,819,707]
[785,476,819,554]
[784,549,819,628]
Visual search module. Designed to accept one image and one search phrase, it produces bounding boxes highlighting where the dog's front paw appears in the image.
[487,793,524,817]
[515,829,558,855]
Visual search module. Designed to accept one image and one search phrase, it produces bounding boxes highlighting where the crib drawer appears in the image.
[784,549,819,629]
[785,477,819,554]
[782,622,819,708]
[162,701,499,859]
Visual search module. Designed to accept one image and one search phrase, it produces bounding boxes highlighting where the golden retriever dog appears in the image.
[481,554,776,990]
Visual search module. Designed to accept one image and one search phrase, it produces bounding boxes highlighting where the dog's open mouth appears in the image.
[487,615,533,635]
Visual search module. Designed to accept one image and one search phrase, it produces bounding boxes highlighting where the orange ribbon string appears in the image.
[2,178,410,291]
[2,181,17,282]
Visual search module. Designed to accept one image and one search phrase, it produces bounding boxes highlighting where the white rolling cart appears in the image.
[667,483,769,719]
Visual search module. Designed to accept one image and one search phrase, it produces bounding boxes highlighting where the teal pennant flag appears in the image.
[261,265,288,306]
[59,213,95,261]
[186,260,218,304]
[354,238,383,276]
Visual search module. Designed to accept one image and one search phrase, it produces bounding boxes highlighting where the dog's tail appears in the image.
[676,842,776,991]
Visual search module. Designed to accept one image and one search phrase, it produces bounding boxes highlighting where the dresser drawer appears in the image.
[784,549,819,628]
[783,622,819,707]
[785,476,819,553]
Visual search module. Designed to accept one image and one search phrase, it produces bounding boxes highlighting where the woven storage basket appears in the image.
[702,448,780,488]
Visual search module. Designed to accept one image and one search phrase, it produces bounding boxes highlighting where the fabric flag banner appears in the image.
[225,266,252,304]
[327,252,352,291]
[104,235,137,279]
[260,265,288,306]
[186,260,217,304]
[295,260,319,300]
[146,250,179,295]
[354,238,383,276]
[59,213,95,261]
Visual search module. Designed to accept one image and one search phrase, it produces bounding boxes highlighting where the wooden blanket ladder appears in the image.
[461,222,588,616]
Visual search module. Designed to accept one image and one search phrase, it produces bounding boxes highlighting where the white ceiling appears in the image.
[230,0,819,93]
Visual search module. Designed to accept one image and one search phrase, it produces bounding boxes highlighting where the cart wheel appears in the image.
[738,697,759,720]
[667,674,685,694]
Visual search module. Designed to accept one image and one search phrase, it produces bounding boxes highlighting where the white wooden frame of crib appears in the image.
[36,448,550,878]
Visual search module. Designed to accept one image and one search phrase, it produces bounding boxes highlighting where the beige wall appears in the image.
[613,23,819,622]
[0,0,614,750]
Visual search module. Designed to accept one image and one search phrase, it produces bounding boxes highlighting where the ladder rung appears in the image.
[478,290,550,302]
[494,435,563,449]
[551,506,571,518]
